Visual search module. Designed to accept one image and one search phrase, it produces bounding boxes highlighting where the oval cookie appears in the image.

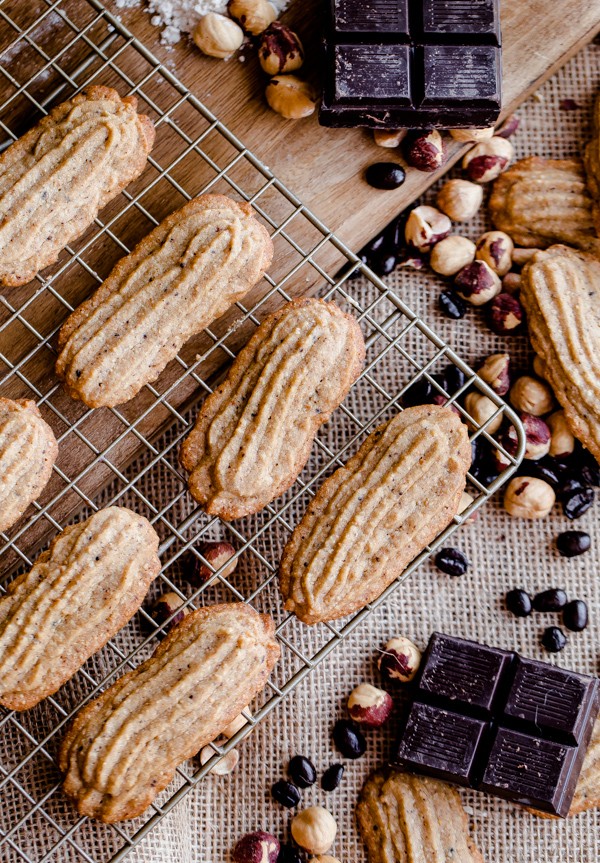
[0,507,160,711]
[180,298,365,520]
[60,603,280,822]
[279,405,470,624]
[56,194,273,408]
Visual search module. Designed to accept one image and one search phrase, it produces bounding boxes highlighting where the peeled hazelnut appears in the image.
[373,129,406,148]
[436,179,483,221]
[309,857,342,863]
[464,392,503,434]
[265,74,316,119]
[504,476,555,519]
[404,130,445,172]
[404,205,451,253]
[193,13,244,59]
[221,708,252,738]
[450,127,494,143]
[377,636,421,683]
[487,293,524,334]
[512,247,539,266]
[548,410,576,458]
[233,831,280,863]
[430,235,476,276]
[510,375,554,416]
[502,272,521,294]
[258,22,304,75]
[200,745,240,775]
[477,353,511,396]
[195,541,238,583]
[496,114,520,139]
[504,414,551,460]
[347,683,392,727]
[227,0,276,35]
[462,136,514,183]
[476,231,514,276]
[458,490,477,523]
[291,807,337,855]
[455,260,501,306]
[150,592,189,634]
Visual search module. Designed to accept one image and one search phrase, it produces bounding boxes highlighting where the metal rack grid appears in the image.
[0,2,525,861]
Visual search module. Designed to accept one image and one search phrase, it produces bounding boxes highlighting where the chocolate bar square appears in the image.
[333,44,412,104]
[422,0,500,39]
[334,0,409,35]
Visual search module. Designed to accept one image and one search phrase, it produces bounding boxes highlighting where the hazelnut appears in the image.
[258,22,304,75]
[462,136,514,183]
[397,252,426,270]
[265,75,316,119]
[510,376,554,416]
[455,261,501,306]
[477,353,511,396]
[464,392,503,434]
[404,130,445,172]
[532,355,547,379]
[502,272,521,295]
[496,114,520,139]
[221,708,252,738]
[436,179,483,221]
[347,683,393,727]
[504,476,556,519]
[193,13,244,59]
[309,858,341,863]
[487,293,524,334]
[450,127,495,143]
[150,592,189,634]
[291,807,337,855]
[199,745,240,775]
[548,410,576,458]
[233,832,280,863]
[458,490,477,523]
[227,0,276,35]
[504,414,551,460]
[476,231,514,276]
[195,540,238,583]
[512,247,539,266]
[404,205,451,253]
[377,636,421,683]
[429,236,476,276]
[373,129,406,148]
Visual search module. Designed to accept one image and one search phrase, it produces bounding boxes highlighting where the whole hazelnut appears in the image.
[510,376,554,416]
[347,683,392,727]
[377,636,421,683]
[464,392,503,434]
[258,22,304,75]
[429,235,476,276]
[462,136,514,183]
[487,293,524,334]
[454,260,501,306]
[502,272,521,295]
[200,745,240,775]
[227,0,276,35]
[548,410,576,458]
[450,127,495,143]
[233,832,280,863]
[504,414,551,460]
[373,129,406,148]
[265,75,316,119]
[477,353,511,396]
[195,540,238,583]
[436,179,484,221]
[496,114,520,139]
[150,592,189,634]
[404,130,445,172]
[504,476,556,519]
[512,247,539,266]
[221,708,252,738]
[291,807,337,855]
[193,13,244,59]
[532,355,547,379]
[404,205,451,253]
[476,231,514,276]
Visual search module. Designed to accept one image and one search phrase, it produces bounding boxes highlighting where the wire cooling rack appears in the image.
[0,1,525,861]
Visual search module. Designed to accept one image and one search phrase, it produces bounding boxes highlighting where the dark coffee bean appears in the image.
[365,162,406,190]
[541,626,567,653]
[442,365,465,396]
[580,450,600,486]
[505,588,533,618]
[562,487,595,519]
[439,289,467,320]
[522,461,560,489]
[401,376,433,408]
[277,845,302,863]
[533,588,568,612]
[321,763,345,792]
[287,755,316,788]
[372,252,397,276]
[557,477,586,498]
[271,779,300,808]
[434,547,469,577]
[563,599,588,632]
[366,233,386,255]
[556,530,591,558]
[333,719,366,759]
[384,214,405,252]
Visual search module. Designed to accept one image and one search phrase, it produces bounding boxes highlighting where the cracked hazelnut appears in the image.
[347,683,392,727]
[227,0,276,35]
[373,129,406,148]
[462,136,514,182]
[221,708,252,738]
[404,205,451,253]
[404,130,445,172]
[512,247,539,266]
[150,592,189,634]
[477,353,511,396]
[193,13,244,59]
[377,636,421,683]
[487,293,524,334]
[200,745,240,775]
[266,74,316,119]
[510,375,554,416]
[505,414,551,460]
[291,807,337,855]
[464,392,503,434]
[430,235,476,276]
[476,231,514,276]
[233,832,280,863]
[502,272,521,294]
[504,476,555,519]
[455,260,501,306]
[548,410,576,458]
[195,541,238,583]
[436,179,483,221]
[450,127,494,143]
[258,22,304,75]
[496,114,520,139]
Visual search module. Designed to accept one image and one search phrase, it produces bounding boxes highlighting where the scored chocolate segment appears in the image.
[422,45,501,106]
[422,0,500,39]
[334,0,409,34]
[333,45,412,103]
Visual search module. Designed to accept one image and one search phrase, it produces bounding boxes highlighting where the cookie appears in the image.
[489,156,599,251]
[60,603,279,822]
[357,768,484,863]
[179,298,365,520]
[56,194,273,408]
[520,245,600,462]
[0,507,160,711]
[583,90,600,233]
[0,86,154,288]
[0,398,58,533]
[279,405,470,625]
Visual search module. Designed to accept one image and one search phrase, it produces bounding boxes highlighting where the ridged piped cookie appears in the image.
[279,405,470,625]
[520,245,600,462]
[0,398,58,533]
[56,194,273,408]
[180,298,365,519]
[0,86,154,288]
[0,507,160,711]
[60,603,279,822]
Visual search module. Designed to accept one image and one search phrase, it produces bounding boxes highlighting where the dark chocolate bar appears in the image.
[319,0,502,129]
[391,633,599,816]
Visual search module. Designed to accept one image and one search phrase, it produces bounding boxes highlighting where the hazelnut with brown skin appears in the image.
[496,114,520,139]
[464,392,503,434]
[462,136,514,183]
[265,74,316,119]
[195,540,238,583]
[258,22,304,75]
[477,353,511,396]
[373,129,406,148]
[291,807,337,855]
[150,592,190,635]
[502,272,521,295]
[233,832,280,863]
[404,130,445,172]
[429,235,476,276]
[476,231,514,276]
[377,636,421,683]
[512,247,539,266]
[487,293,524,334]
[548,410,576,458]
[404,205,451,253]
[454,260,501,306]
[347,683,393,727]
[504,476,555,519]
[510,375,554,416]
[436,179,483,221]
[504,414,551,460]
[227,0,276,35]
[193,13,244,59]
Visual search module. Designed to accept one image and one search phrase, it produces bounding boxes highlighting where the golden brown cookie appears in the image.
[56,194,273,408]
[279,405,470,625]
[180,298,365,520]
[60,603,279,822]
[520,245,600,462]
[583,90,600,233]
[0,86,154,288]
[0,398,58,533]
[357,768,484,863]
